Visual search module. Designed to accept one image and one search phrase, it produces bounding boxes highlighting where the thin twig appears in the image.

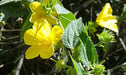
[107,48,124,57]
[2,43,25,53]
[118,32,126,38]
[15,54,24,75]
[1,29,21,32]
[0,36,20,42]
[116,33,126,52]
[110,62,126,73]
[0,41,23,45]
[15,47,27,75]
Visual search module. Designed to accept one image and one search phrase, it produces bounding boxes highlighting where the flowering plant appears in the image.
[20,1,125,75]
[24,1,64,59]
[1,0,126,74]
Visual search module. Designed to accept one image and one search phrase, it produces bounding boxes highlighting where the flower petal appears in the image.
[24,29,47,45]
[96,3,112,22]
[46,15,57,25]
[30,1,43,13]
[39,44,54,59]
[99,19,118,33]
[50,26,64,45]
[52,9,58,17]
[96,3,118,33]
[30,13,38,23]
[32,18,46,30]
[25,45,41,59]
[99,3,112,16]
[97,14,118,33]
[33,18,52,37]
[43,0,49,4]
[30,12,46,23]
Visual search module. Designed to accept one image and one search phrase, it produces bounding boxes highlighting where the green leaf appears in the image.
[0,0,21,5]
[79,31,98,68]
[80,42,90,68]
[20,12,32,40]
[96,29,115,43]
[54,4,70,14]
[93,64,105,75]
[54,4,75,29]
[62,18,98,68]
[123,65,126,71]
[73,44,81,61]
[118,4,126,25]
[59,12,76,29]
[107,69,111,75]
[62,18,83,49]
[70,54,87,75]
[0,1,28,22]
[67,68,76,75]
[87,21,98,35]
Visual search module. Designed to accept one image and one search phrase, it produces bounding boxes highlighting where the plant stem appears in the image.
[116,33,126,52]
[50,58,57,62]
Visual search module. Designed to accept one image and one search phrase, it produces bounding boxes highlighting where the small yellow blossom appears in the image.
[96,3,118,33]
[43,0,49,4]
[29,1,57,24]
[24,18,64,59]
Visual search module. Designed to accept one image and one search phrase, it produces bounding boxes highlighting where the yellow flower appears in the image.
[29,1,57,24]
[24,18,64,59]
[43,0,49,4]
[96,3,118,33]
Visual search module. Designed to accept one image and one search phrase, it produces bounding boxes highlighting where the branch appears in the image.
[116,33,126,52]
[110,62,126,73]
[15,47,27,75]
[0,36,20,42]
[1,29,21,32]
[15,54,24,75]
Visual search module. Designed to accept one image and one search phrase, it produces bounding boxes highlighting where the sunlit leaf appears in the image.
[54,4,70,14]
[59,12,76,29]
[63,18,98,68]
[62,18,83,49]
